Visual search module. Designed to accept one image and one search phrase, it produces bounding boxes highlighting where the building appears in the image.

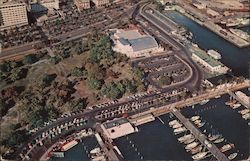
[74,0,90,11]
[100,118,138,139]
[91,0,109,7]
[0,1,28,30]
[191,47,228,74]
[111,29,164,58]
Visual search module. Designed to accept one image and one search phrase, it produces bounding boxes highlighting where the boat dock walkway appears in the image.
[171,108,230,161]
[227,90,250,109]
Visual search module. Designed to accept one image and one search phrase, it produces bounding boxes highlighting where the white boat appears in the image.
[220,144,234,153]
[61,140,78,151]
[215,95,221,98]
[191,145,203,155]
[173,123,183,129]
[197,122,205,128]
[184,138,195,145]
[207,49,221,60]
[239,109,250,115]
[214,137,224,144]
[185,142,199,150]
[242,113,250,120]
[200,99,209,105]
[178,134,194,142]
[232,103,241,109]
[229,28,250,41]
[228,152,238,160]
[192,152,208,160]
[174,127,187,133]
[169,120,179,126]
[193,119,201,125]
[190,116,200,122]
[90,147,101,154]
[208,134,221,141]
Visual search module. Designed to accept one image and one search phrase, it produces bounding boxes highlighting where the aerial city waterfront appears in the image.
[0,0,249,161]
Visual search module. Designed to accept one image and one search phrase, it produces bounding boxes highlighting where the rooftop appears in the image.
[192,47,222,67]
[103,118,129,129]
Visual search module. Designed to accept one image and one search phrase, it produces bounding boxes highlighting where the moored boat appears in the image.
[192,151,208,160]
[208,134,221,141]
[190,145,203,155]
[197,122,205,128]
[169,120,179,126]
[185,141,199,150]
[174,127,187,134]
[193,119,201,125]
[228,152,238,160]
[214,137,224,144]
[190,116,200,122]
[232,103,241,109]
[178,134,193,143]
[200,99,209,105]
[173,123,183,129]
[220,143,234,153]
[184,138,195,145]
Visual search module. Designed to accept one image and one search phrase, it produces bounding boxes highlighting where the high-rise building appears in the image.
[74,0,90,11]
[0,1,28,30]
[91,0,109,8]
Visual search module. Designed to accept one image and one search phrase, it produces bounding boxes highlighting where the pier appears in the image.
[227,90,250,109]
[170,108,230,161]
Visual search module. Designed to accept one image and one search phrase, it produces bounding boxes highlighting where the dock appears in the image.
[227,90,250,109]
[171,108,230,161]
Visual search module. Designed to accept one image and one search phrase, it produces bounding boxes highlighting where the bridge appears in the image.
[227,90,250,109]
[171,108,230,161]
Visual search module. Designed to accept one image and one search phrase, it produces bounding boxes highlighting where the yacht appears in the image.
[242,113,250,120]
[228,152,238,160]
[173,123,183,129]
[232,103,241,109]
[200,99,209,105]
[191,145,203,155]
[169,120,179,126]
[192,151,208,160]
[184,138,195,145]
[208,134,221,141]
[190,116,200,122]
[174,127,187,134]
[214,137,224,144]
[220,144,234,153]
[185,142,199,150]
[239,109,250,115]
[193,119,201,125]
[197,122,205,128]
[178,134,193,143]
[90,148,101,154]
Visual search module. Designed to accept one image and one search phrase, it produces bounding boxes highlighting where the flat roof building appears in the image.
[191,47,228,74]
[0,1,28,30]
[111,29,164,58]
[30,0,59,10]
[74,0,90,11]
[100,118,138,139]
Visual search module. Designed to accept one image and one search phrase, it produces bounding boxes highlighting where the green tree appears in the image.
[87,77,103,90]
[71,67,87,77]
[42,73,57,86]
[23,54,38,64]
[159,75,172,86]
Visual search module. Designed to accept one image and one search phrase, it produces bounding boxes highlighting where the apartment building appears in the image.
[0,1,28,30]
[91,0,109,7]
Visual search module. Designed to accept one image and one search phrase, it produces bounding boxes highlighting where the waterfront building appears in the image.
[101,118,137,139]
[191,47,228,74]
[110,29,164,58]
[91,0,109,7]
[74,0,90,11]
[0,1,28,30]
[207,49,221,60]
[206,8,220,17]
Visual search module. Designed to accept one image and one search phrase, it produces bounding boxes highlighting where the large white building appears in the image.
[111,29,164,58]
[101,118,137,139]
[0,1,28,30]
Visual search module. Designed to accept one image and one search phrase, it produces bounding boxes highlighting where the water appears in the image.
[165,11,249,78]
[240,25,250,34]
